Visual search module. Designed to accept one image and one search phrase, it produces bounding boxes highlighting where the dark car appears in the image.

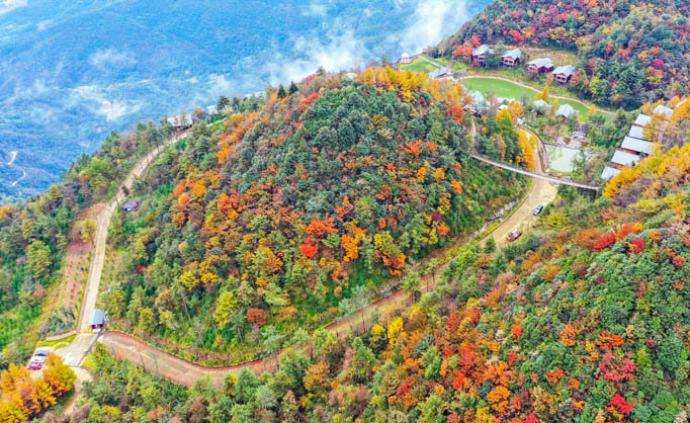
[507,230,522,242]
[533,204,545,216]
[35,350,48,357]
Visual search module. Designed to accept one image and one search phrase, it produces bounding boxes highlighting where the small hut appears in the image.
[91,309,106,333]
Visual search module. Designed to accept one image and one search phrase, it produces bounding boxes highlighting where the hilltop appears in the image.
[0,1,689,421]
[98,70,526,364]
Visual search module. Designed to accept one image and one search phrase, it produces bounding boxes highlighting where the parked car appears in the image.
[507,230,522,242]
[533,204,545,215]
[35,349,48,357]
[28,360,43,370]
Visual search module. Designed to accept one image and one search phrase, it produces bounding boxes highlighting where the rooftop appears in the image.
[634,114,651,127]
[611,149,641,166]
[653,104,673,119]
[472,45,494,56]
[91,309,105,325]
[628,125,648,141]
[429,67,450,79]
[533,99,551,110]
[601,166,621,181]
[555,104,578,119]
[553,65,576,76]
[502,48,522,60]
[621,137,654,155]
[527,57,553,68]
[123,200,140,212]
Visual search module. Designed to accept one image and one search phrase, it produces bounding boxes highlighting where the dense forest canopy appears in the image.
[437,0,689,108]
[2,1,690,421]
[74,120,690,423]
[101,70,527,363]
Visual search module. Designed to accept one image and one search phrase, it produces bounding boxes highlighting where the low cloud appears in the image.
[71,85,140,122]
[208,74,232,95]
[267,28,368,85]
[303,1,328,17]
[36,20,52,31]
[89,48,137,70]
[0,0,27,15]
[396,0,470,53]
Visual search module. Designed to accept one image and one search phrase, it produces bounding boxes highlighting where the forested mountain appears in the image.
[2,1,690,421]
[73,113,690,422]
[101,70,526,363]
[436,0,689,108]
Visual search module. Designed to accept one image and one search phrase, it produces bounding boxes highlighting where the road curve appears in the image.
[53,131,188,416]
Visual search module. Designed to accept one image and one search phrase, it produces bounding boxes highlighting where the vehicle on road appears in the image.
[28,358,44,370]
[507,230,522,242]
[35,349,48,357]
[533,204,545,215]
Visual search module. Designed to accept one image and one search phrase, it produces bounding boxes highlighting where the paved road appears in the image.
[82,89,571,388]
[53,131,186,412]
[483,131,558,247]
[77,133,186,333]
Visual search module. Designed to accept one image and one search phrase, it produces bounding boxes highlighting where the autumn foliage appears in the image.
[0,355,75,422]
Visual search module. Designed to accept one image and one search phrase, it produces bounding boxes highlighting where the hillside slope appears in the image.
[77,113,690,423]
[0,124,170,365]
[437,0,689,108]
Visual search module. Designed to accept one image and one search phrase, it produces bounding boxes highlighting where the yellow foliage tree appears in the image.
[517,130,538,171]
[387,316,405,347]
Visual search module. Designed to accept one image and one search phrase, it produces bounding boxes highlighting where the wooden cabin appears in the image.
[552,65,576,84]
[501,49,522,67]
[526,58,554,75]
[471,45,494,66]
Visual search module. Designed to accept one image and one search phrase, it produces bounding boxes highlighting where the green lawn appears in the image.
[460,77,592,117]
[399,57,437,73]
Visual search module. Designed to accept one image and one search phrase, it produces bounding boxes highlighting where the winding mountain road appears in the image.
[96,132,560,388]
[59,87,571,389]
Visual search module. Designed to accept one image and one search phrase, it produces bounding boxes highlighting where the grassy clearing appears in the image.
[519,46,578,66]
[399,57,437,73]
[460,77,593,117]
[434,57,468,71]
[37,333,76,348]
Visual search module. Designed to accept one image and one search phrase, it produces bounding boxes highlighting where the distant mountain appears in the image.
[0,0,491,202]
